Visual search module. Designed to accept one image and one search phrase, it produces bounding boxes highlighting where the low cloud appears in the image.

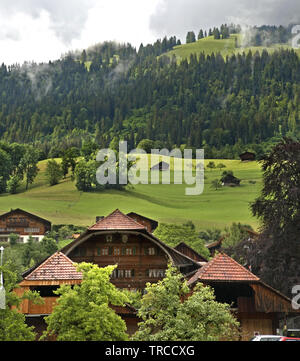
[150,0,300,41]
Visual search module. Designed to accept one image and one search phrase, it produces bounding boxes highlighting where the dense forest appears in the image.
[0,25,299,160]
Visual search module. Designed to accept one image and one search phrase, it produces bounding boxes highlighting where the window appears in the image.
[149,248,156,256]
[73,248,86,257]
[25,228,40,233]
[126,248,132,256]
[125,270,132,278]
[117,270,124,278]
[102,248,109,256]
[148,269,165,278]
[114,248,120,256]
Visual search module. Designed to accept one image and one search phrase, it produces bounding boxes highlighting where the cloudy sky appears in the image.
[0,0,299,65]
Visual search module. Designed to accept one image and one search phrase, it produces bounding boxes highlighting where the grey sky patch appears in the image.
[0,0,97,44]
[150,0,300,41]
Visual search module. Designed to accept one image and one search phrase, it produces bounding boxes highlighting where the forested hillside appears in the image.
[0,25,299,160]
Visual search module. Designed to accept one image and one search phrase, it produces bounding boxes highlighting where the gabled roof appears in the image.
[89,209,147,231]
[188,253,260,285]
[175,242,208,263]
[0,208,51,227]
[24,252,82,281]
[60,209,201,273]
[127,212,158,232]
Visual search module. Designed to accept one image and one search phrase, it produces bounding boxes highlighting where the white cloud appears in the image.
[1,0,298,65]
[0,0,160,65]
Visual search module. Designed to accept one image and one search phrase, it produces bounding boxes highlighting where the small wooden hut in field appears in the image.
[240,152,256,162]
[150,161,170,171]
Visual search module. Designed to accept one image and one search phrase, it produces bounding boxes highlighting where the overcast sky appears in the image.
[0,0,299,65]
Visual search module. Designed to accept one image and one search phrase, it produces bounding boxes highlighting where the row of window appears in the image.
[111,269,166,279]
[0,228,40,233]
[73,247,159,257]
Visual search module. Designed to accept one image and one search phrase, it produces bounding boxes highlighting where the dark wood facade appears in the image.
[0,209,51,243]
[66,232,169,290]
[239,152,256,162]
[188,253,299,340]
[175,242,207,263]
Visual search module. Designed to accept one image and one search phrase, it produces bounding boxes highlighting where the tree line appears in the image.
[0,29,299,160]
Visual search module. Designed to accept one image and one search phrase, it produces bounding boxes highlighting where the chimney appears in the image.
[96,216,104,223]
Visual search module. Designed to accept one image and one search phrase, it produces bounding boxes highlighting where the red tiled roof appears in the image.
[89,209,147,231]
[25,252,83,281]
[188,253,260,285]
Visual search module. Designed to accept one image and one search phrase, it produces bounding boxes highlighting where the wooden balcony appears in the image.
[21,297,59,315]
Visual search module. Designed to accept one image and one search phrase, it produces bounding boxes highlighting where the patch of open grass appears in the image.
[0,157,262,231]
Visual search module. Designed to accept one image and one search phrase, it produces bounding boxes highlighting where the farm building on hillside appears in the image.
[150,161,170,171]
[221,172,241,187]
[240,152,256,162]
[15,209,299,340]
[0,209,51,243]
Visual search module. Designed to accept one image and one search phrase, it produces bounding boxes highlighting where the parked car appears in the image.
[279,337,300,341]
[250,335,283,341]
[250,335,300,341]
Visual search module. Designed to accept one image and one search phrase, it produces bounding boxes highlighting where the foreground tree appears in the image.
[0,262,42,341]
[249,138,300,296]
[132,265,240,341]
[42,263,129,341]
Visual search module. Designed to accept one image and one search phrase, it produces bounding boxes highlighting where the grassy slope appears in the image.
[165,35,300,61]
[0,157,262,231]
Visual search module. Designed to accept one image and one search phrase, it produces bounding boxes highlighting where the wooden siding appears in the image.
[0,210,50,236]
[68,233,168,290]
[251,283,293,313]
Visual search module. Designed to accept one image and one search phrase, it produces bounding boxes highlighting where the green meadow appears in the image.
[165,35,300,62]
[0,157,263,231]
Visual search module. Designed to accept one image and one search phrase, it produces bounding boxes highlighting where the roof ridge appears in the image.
[219,253,260,280]
[24,251,80,281]
[188,252,260,285]
[89,209,147,230]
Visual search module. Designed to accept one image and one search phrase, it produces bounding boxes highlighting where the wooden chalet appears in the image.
[15,252,83,338]
[0,208,51,243]
[239,152,256,162]
[188,253,299,341]
[60,209,200,290]
[17,209,200,337]
[175,242,208,264]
